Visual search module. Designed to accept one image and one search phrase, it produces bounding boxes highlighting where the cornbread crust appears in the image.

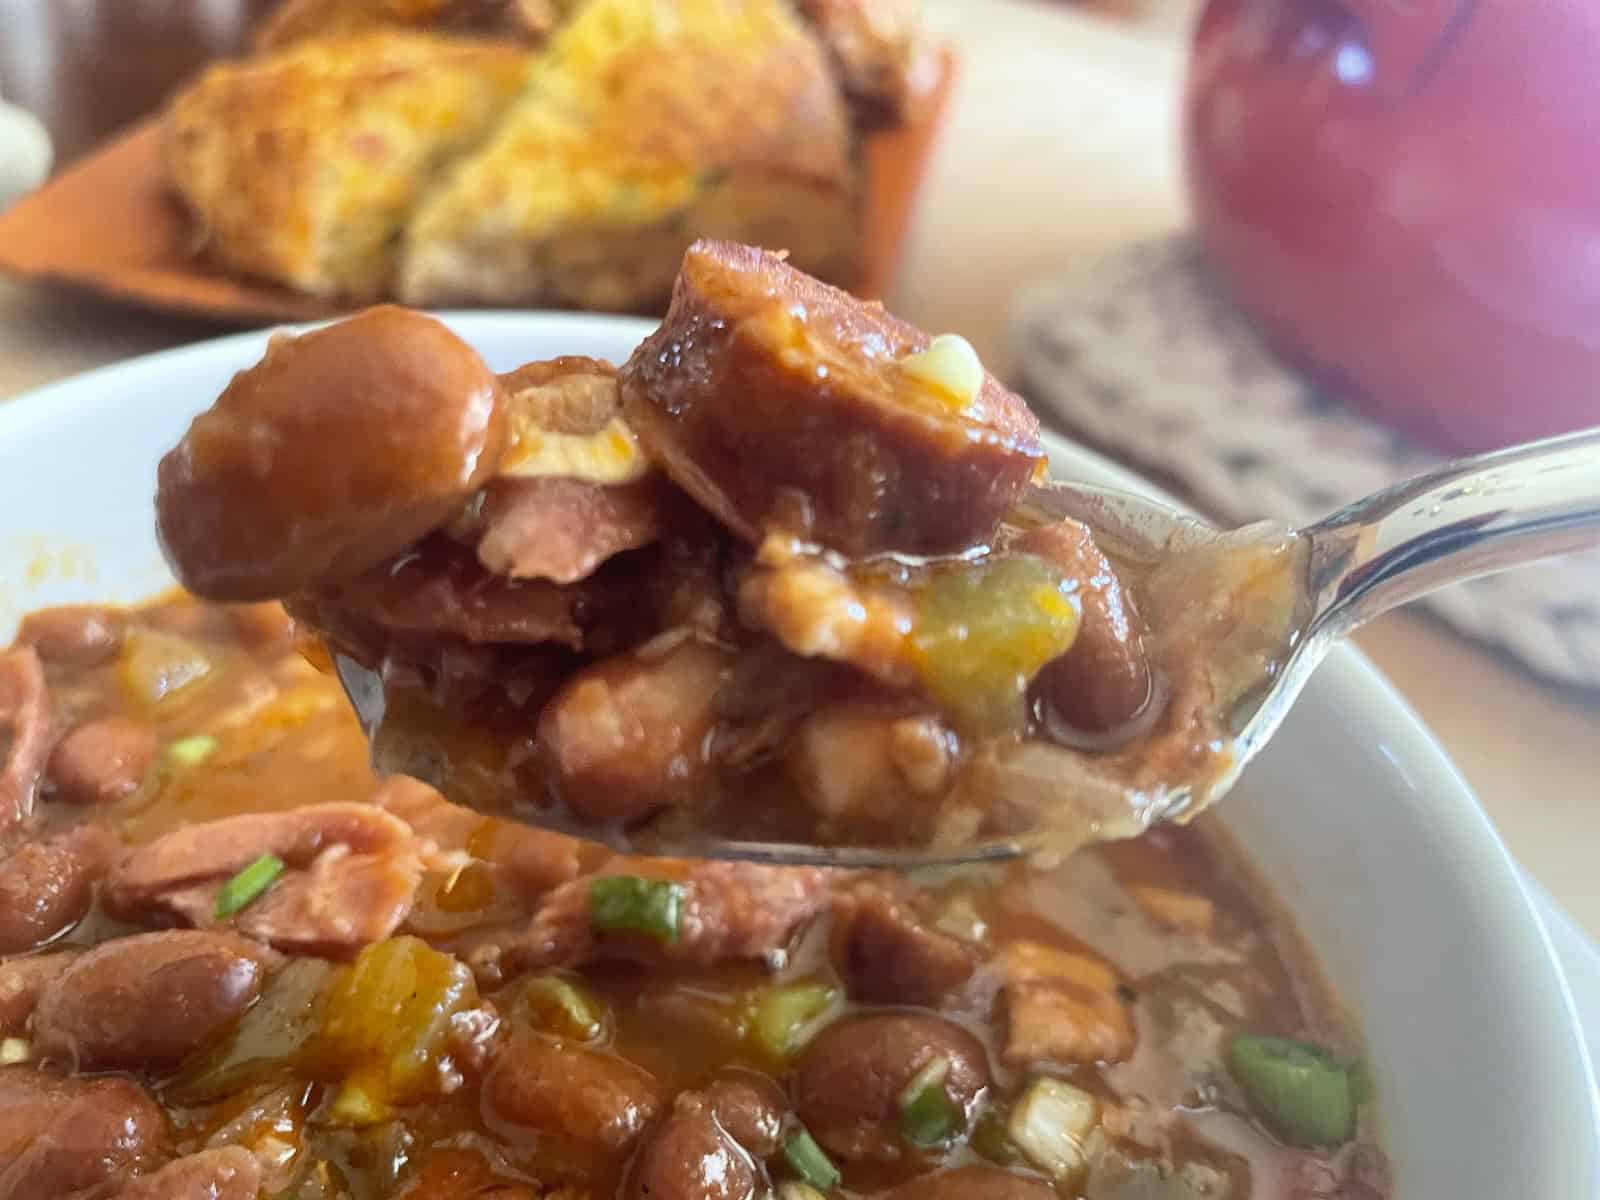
[163,33,530,298]
[253,0,569,49]
[396,0,861,310]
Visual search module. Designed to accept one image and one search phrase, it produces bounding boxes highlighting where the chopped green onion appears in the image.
[1007,1077,1099,1181]
[970,1111,1024,1165]
[898,1056,959,1146]
[751,981,839,1059]
[783,1128,841,1192]
[1227,1035,1355,1148]
[515,973,605,1042]
[588,875,683,943]
[214,853,286,918]
[167,734,218,767]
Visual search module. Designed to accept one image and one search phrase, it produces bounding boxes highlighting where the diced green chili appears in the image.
[167,734,218,767]
[214,853,286,918]
[970,1111,1024,1165]
[588,875,683,943]
[783,1128,841,1192]
[1227,1034,1355,1147]
[515,973,605,1042]
[751,981,839,1059]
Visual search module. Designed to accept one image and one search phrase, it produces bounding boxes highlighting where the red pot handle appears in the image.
[1336,0,1472,94]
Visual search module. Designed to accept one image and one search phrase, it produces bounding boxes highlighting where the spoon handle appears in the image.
[1304,427,1600,636]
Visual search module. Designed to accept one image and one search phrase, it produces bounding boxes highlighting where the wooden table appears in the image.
[2,0,1596,936]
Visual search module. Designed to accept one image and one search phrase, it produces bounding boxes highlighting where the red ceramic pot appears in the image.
[1184,0,1600,453]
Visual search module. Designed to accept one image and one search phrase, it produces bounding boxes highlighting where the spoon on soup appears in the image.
[334,425,1600,868]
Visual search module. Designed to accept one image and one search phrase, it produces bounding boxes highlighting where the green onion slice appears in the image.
[214,853,286,919]
[588,875,684,943]
[970,1111,1024,1165]
[751,981,838,1059]
[898,1056,959,1146]
[1227,1034,1355,1148]
[167,734,218,767]
[783,1128,841,1192]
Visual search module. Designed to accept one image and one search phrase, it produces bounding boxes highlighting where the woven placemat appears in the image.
[1009,235,1600,692]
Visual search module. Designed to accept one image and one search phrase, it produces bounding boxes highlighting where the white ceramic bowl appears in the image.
[3,314,1596,1196]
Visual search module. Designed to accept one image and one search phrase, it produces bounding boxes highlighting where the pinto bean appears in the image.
[32,930,278,1072]
[620,241,1044,557]
[0,826,116,955]
[703,1071,785,1156]
[0,1066,167,1199]
[793,1013,990,1164]
[0,949,81,1037]
[625,1089,761,1200]
[483,1034,659,1152]
[156,306,507,602]
[47,717,157,807]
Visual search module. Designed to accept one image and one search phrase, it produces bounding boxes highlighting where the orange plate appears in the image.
[0,47,955,326]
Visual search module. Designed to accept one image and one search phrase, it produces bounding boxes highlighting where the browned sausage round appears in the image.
[32,930,278,1072]
[48,716,158,807]
[118,1146,262,1200]
[0,826,116,955]
[792,1012,990,1164]
[878,1166,1056,1200]
[156,306,508,602]
[483,1034,660,1152]
[0,1066,167,1197]
[620,241,1044,557]
[15,605,123,667]
[625,1089,762,1200]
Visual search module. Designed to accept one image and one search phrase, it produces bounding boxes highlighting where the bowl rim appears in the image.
[3,309,1596,1192]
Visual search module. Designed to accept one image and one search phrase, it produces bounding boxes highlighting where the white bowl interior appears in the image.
[3,314,1596,1197]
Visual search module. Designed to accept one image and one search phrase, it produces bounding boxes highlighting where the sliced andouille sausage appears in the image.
[482,1034,660,1152]
[0,825,117,954]
[0,1066,167,1199]
[118,1146,262,1200]
[32,929,279,1072]
[878,1166,1057,1200]
[536,637,734,824]
[47,716,158,807]
[0,648,51,839]
[792,1012,990,1164]
[156,306,507,602]
[1010,520,1152,734]
[15,605,123,667]
[620,241,1044,558]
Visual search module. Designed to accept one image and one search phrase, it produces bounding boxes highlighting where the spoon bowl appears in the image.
[341,426,1600,867]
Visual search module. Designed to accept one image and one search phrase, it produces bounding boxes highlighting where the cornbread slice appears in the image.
[396,0,860,311]
[163,32,531,298]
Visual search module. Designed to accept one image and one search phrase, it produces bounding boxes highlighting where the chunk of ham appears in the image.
[103,800,425,958]
[467,859,835,985]
[0,649,51,841]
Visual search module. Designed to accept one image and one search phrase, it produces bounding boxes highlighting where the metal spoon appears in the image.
[338,426,1600,867]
